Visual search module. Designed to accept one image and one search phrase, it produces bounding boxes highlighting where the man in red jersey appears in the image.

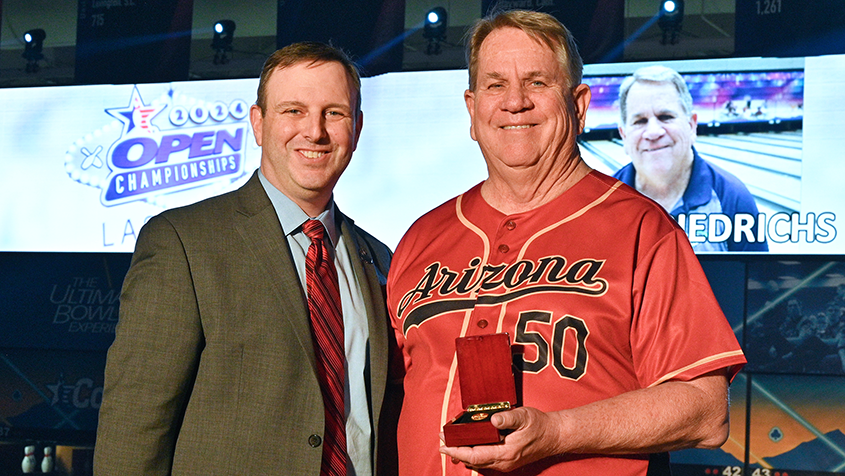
[385,9,746,476]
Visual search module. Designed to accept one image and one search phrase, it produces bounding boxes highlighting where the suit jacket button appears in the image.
[308,435,322,448]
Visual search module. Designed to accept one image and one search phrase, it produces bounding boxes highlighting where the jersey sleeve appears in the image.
[630,227,746,387]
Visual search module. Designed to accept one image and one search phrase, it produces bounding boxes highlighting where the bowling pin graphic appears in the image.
[41,446,54,473]
[21,445,36,473]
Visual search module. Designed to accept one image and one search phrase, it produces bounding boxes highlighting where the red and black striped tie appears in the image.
[302,219,347,476]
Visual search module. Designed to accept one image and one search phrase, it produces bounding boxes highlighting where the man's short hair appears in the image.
[465,9,583,91]
[255,41,362,115]
[618,65,694,125]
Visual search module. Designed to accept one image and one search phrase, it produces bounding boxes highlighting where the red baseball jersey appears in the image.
[386,170,746,476]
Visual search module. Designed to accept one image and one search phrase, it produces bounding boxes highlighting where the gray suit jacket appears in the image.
[94,171,396,475]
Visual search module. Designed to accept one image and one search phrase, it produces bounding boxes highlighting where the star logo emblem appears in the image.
[106,86,166,136]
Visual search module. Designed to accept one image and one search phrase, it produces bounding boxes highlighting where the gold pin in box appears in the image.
[467,402,511,413]
[452,401,512,424]
[443,333,518,446]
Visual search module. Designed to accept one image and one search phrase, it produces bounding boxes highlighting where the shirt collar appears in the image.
[258,170,340,247]
[671,147,714,214]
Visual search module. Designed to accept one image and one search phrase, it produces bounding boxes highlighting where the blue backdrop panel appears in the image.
[0,252,132,352]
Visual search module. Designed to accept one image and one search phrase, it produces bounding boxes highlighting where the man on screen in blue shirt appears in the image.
[614,65,768,252]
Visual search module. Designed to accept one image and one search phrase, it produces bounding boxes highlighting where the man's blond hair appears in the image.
[466,9,583,91]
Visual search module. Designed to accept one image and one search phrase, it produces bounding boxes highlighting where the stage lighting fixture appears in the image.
[22,28,46,73]
[658,0,684,45]
[212,20,236,65]
[423,7,448,55]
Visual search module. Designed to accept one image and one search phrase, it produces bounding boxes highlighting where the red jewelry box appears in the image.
[442,333,518,447]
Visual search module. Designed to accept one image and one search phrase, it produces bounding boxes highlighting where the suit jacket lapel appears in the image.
[233,172,318,373]
[230,174,388,420]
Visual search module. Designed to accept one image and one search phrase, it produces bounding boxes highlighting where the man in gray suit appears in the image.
[94,42,398,475]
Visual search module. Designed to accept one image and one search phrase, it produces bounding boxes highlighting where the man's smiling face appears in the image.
[463,27,590,175]
[618,81,697,179]
[250,60,362,214]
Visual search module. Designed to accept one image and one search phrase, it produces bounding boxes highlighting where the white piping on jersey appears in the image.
[455,193,492,269]
[495,304,508,334]
[439,193,494,476]
[517,180,623,261]
[440,351,459,475]
[648,350,746,388]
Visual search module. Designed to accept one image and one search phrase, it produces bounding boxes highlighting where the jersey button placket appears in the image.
[488,218,515,331]
[497,220,516,254]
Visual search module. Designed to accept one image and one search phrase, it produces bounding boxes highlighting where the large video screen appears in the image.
[0,55,842,253]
